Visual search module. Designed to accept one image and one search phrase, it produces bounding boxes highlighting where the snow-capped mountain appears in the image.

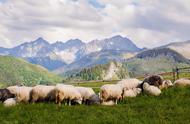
[0,35,141,71]
[77,35,141,58]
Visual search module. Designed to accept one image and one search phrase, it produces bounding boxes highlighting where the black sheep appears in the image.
[0,88,15,102]
[141,75,163,91]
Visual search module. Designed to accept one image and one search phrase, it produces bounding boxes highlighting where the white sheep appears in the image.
[117,78,142,90]
[3,98,17,107]
[7,86,32,103]
[100,84,122,104]
[55,84,82,106]
[123,88,142,98]
[30,85,56,103]
[143,82,161,96]
[174,78,190,86]
[160,80,173,89]
[75,87,95,104]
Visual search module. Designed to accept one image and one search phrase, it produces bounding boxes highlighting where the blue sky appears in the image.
[88,0,105,8]
[0,0,190,48]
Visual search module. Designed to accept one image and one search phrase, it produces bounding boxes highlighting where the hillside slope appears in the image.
[161,40,190,59]
[65,61,129,81]
[124,48,190,77]
[0,56,62,86]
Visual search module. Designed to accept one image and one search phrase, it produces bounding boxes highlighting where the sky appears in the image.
[0,0,190,48]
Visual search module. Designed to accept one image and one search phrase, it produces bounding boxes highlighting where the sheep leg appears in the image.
[69,100,71,106]
[115,99,118,105]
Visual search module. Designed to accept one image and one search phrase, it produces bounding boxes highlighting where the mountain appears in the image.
[160,40,190,59]
[0,35,141,71]
[65,61,129,81]
[0,56,62,87]
[0,38,85,70]
[124,48,190,77]
[77,35,141,58]
[54,50,136,74]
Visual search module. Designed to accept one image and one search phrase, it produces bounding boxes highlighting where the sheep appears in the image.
[75,87,95,104]
[123,88,142,98]
[88,94,101,105]
[7,86,32,103]
[3,98,17,107]
[30,85,56,103]
[174,78,190,86]
[101,100,116,106]
[160,80,173,89]
[142,75,163,88]
[143,82,161,96]
[7,86,19,95]
[117,78,142,90]
[0,88,15,102]
[55,84,82,106]
[100,84,123,104]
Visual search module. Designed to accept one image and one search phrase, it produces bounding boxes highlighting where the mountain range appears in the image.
[0,35,190,77]
[0,35,141,72]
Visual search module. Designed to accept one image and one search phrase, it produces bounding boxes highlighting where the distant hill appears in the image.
[0,56,62,87]
[65,61,129,81]
[160,40,190,59]
[136,48,190,63]
[124,48,190,77]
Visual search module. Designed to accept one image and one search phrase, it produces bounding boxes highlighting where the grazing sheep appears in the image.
[7,86,19,95]
[0,88,15,102]
[174,78,190,86]
[123,88,142,98]
[88,94,101,105]
[160,80,173,89]
[117,78,142,90]
[101,100,115,106]
[142,75,163,88]
[3,98,17,107]
[7,86,32,103]
[55,84,82,106]
[30,85,56,103]
[75,87,95,104]
[100,84,123,104]
[143,82,161,96]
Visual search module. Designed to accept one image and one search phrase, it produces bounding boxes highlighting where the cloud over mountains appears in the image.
[0,0,190,48]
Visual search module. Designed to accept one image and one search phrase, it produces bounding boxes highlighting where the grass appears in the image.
[0,86,190,124]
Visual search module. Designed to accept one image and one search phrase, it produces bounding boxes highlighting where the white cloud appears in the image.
[0,0,190,48]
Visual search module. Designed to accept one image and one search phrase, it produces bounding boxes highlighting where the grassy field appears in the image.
[0,86,190,124]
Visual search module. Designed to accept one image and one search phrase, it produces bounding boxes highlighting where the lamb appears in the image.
[160,80,173,89]
[142,75,163,88]
[7,86,33,103]
[0,88,15,102]
[3,98,17,107]
[100,84,123,104]
[55,84,82,106]
[30,85,56,103]
[174,78,190,86]
[143,82,161,96]
[123,88,142,98]
[75,87,95,104]
[117,78,142,90]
